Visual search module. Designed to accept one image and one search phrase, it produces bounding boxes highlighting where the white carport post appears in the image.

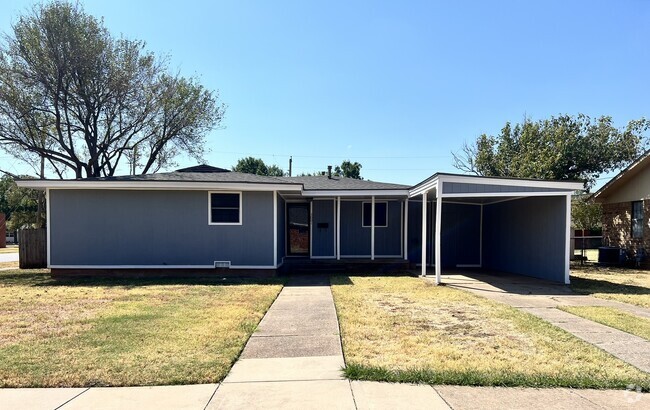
[421,191,428,277]
[371,195,375,260]
[336,196,341,260]
[564,193,571,284]
[434,187,442,285]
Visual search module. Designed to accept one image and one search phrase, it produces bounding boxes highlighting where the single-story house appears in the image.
[593,150,650,268]
[17,165,582,283]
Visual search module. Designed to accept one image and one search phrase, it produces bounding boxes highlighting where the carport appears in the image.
[406,174,583,284]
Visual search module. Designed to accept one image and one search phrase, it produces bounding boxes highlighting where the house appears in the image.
[17,165,582,283]
[593,150,650,267]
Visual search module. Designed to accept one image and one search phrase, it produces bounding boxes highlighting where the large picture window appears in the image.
[632,201,644,239]
[362,201,388,227]
[209,192,241,225]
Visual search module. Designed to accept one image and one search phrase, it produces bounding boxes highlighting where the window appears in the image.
[632,201,644,239]
[209,192,241,225]
[362,201,388,227]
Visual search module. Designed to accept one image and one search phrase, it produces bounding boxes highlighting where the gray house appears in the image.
[18,165,582,283]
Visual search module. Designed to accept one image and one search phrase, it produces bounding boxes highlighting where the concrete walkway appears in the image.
[442,273,650,373]
[2,274,649,409]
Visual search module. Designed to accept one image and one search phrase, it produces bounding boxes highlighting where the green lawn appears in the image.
[0,269,282,387]
[560,306,650,341]
[331,276,650,389]
[570,267,650,308]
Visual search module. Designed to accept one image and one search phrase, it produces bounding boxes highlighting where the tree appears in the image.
[452,115,648,190]
[0,175,44,229]
[572,196,602,232]
[0,2,225,178]
[232,157,285,176]
[335,160,362,179]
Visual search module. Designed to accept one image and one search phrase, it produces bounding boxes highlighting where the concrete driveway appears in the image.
[0,252,19,263]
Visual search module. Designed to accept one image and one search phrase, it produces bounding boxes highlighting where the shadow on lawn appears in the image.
[570,276,650,296]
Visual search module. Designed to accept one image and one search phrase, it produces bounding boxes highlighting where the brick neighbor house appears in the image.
[593,150,650,268]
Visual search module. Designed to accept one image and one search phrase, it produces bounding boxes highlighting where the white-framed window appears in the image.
[362,201,388,228]
[209,192,242,225]
[632,200,644,239]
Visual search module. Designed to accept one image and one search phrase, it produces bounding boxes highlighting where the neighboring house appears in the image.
[17,165,581,283]
[593,151,650,268]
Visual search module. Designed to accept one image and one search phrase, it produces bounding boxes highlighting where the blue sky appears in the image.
[1,0,648,188]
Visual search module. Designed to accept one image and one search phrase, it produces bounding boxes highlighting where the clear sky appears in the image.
[1,0,648,188]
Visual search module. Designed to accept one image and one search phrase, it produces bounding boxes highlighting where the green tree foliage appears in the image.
[232,157,285,176]
[452,115,648,190]
[335,160,362,179]
[572,196,602,231]
[0,2,225,178]
[0,175,44,229]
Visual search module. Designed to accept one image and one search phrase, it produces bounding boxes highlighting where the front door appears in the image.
[287,203,310,256]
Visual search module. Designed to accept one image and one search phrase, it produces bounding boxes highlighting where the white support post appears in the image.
[46,188,51,268]
[565,193,571,284]
[336,196,341,260]
[273,191,277,268]
[371,196,375,260]
[421,192,428,277]
[435,189,442,285]
[404,198,409,260]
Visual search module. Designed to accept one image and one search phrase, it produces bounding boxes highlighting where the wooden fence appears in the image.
[19,228,47,269]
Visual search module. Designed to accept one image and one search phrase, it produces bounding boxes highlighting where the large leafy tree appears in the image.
[335,160,362,179]
[232,157,285,176]
[452,115,648,190]
[0,2,225,178]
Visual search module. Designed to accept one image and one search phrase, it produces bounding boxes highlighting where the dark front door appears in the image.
[287,203,310,256]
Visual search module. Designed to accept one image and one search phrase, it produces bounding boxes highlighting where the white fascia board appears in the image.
[409,176,439,197]
[441,191,574,198]
[438,174,584,191]
[302,189,409,197]
[15,180,303,192]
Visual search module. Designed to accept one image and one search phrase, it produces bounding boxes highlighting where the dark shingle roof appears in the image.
[176,164,230,173]
[83,171,295,185]
[281,175,409,191]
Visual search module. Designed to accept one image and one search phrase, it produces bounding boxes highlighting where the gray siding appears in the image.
[277,195,285,264]
[340,200,403,257]
[50,189,275,266]
[311,200,335,257]
[483,196,566,282]
[443,182,569,195]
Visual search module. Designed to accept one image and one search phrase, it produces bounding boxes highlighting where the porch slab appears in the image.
[0,387,87,410]
[207,380,355,409]
[241,335,342,358]
[224,356,344,383]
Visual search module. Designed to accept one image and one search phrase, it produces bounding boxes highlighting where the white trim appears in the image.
[421,191,428,277]
[333,198,337,258]
[410,176,439,198]
[438,174,583,190]
[273,191,278,268]
[565,193,572,285]
[303,189,409,197]
[336,196,341,260]
[46,188,51,268]
[435,182,442,285]
[403,199,409,260]
[371,196,375,260]
[479,204,483,268]
[17,180,302,191]
[362,200,388,228]
[208,191,242,225]
[309,201,313,259]
[441,191,572,199]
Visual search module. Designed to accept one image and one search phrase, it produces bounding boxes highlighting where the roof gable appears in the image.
[593,150,650,201]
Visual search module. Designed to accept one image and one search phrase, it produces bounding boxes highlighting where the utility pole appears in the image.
[289,156,292,177]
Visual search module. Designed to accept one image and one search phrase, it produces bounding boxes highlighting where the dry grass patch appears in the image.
[560,306,650,341]
[0,246,18,254]
[570,267,650,308]
[0,269,282,387]
[331,276,650,389]
[0,261,18,269]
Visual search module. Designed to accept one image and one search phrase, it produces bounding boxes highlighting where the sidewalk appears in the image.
[442,273,650,373]
[1,274,649,409]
